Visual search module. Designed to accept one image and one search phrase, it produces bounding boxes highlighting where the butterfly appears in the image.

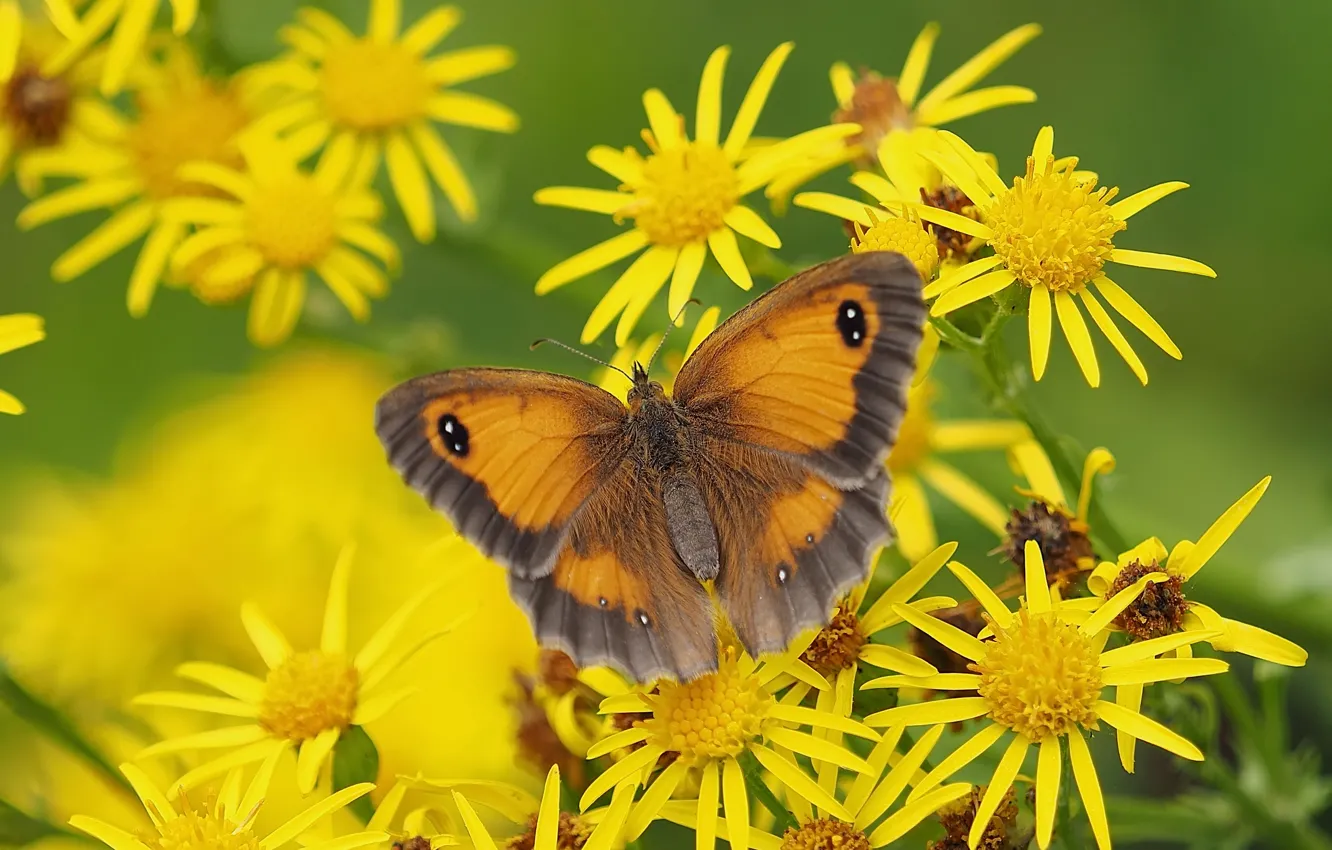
[375,251,926,683]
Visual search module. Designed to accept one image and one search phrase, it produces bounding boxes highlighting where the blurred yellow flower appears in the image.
[1076,477,1308,772]
[0,312,43,413]
[886,377,1030,561]
[72,757,381,850]
[1,12,110,193]
[0,348,537,787]
[534,42,858,345]
[769,22,1040,203]
[441,766,623,850]
[163,134,396,346]
[17,43,250,316]
[580,646,879,849]
[134,545,446,794]
[245,0,517,242]
[49,0,197,95]
[918,127,1216,387]
[867,542,1227,850]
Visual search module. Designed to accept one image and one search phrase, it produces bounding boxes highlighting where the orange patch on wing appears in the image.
[760,474,844,583]
[711,282,881,453]
[552,548,650,619]
[421,391,604,530]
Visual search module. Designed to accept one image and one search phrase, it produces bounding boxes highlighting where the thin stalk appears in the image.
[740,750,800,833]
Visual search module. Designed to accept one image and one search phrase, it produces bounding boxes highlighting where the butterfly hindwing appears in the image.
[374,368,630,579]
[691,439,891,656]
[673,251,925,655]
[509,457,717,682]
[673,252,925,487]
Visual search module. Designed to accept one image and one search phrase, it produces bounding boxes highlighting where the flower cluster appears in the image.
[0,6,1315,850]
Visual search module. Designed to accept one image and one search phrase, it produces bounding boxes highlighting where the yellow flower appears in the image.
[245,0,517,242]
[0,11,110,193]
[916,126,1216,387]
[658,724,972,850]
[70,757,381,850]
[595,305,720,399]
[887,376,1031,561]
[864,541,1229,850]
[1003,442,1116,590]
[0,313,43,413]
[0,349,537,786]
[133,546,443,794]
[46,0,197,95]
[162,133,397,346]
[17,43,251,316]
[769,22,1040,204]
[429,766,622,850]
[534,42,858,345]
[1079,477,1307,773]
[579,646,880,850]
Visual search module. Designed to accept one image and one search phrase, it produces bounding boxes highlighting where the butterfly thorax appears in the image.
[626,363,688,472]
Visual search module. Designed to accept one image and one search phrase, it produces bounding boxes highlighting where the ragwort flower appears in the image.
[772,21,1039,203]
[0,313,43,414]
[17,43,251,316]
[865,541,1229,849]
[71,757,381,850]
[134,546,444,793]
[579,646,881,849]
[535,42,858,344]
[246,0,517,242]
[1080,476,1307,771]
[430,766,622,850]
[162,133,397,346]
[917,126,1215,387]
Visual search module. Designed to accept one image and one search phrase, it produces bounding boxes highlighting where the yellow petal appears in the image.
[914,23,1042,119]
[722,204,781,248]
[132,692,258,717]
[426,46,516,86]
[1111,248,1216,278]
[262,783,376,850]
[534,186,631,215]
[860,540,957,633]
[915,85,1035,127]
[579,744,659,811]
[1079,570,1167,637]
[1174,477,1270,579]
[945,561,1013,628]
[536,230,648,295]
[450,793,498,850]
[1035,736,1060,848]
[868,783,971,847]
[1079,288,1147,385]
[1031,125,1054,168]
[864,695,989,728]
[1028,283,1052,380]
[1009,439,1065,508]
[175,662,265,702]
[1024,540,1051,613]
[1100,658,1228,686]
[295,727,340,793]
[587,145,642,183]
[1067,728,1111,850]
[890,474,937,562]
[1093,700,1203,760]
[928,419,1030,451]
[321,544,354,653]
[855,725,943,829]
[967,735,1029,849]
[50,201,157,282]
[101,0,157,95]
[721,757,748,850]
[829,61,855,106]
[401,5,460,54]
[930,269,1014,316]
[896,23,940,107]
[696,46,729,146]
[891,601,987,661]
[923,255,1002,299]
[749,745,851,821]
[792,191,875,226]
[723,42,793,157]
[642,88,682,150]
[764,727,871,774]
[585,726,650,760]
[668,241,707,320]
[707,226,752,290]
[606,246,677,346]
[766,704,878,740]
[1111,181,1188,221]
[1222,617,1307,667]
[427,92,519,132]
[908,721,1005,803]
[409,122,477,222]
[624,759,689,840]
[1054,289,1100,387]
[69,817,154,850]
[918,459,1009,535]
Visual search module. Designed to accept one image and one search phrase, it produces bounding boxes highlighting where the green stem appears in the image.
[739,751,799,833]
[1056,744,1084,849]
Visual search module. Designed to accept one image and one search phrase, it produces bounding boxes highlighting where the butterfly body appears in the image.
[376,252,926,683]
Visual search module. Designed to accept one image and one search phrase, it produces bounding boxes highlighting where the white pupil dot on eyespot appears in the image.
[599,597,608,607]
[638,612,649,625]
[846,307,857,317]
[805,533,814,544]
[444,420,453,433]
[777,567,788,583]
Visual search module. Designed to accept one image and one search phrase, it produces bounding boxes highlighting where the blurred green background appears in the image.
[1,0,1330,820]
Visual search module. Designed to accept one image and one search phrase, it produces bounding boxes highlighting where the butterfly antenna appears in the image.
[530,337,632,380]
[645,299,701,373]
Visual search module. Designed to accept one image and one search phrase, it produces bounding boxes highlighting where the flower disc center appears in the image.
[153,800,261,850]
[983,159,1124,293]
[976,608,1102,741]
[779,817,871,850]
[247,175,339,269]
[630,143,738,247]
[644,650,771,765]
[127,82,249,200]
[320,40,432,130]
[258,650,358,741]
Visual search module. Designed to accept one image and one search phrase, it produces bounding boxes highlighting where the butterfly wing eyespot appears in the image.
[374,368,631,580]
[672,251,926,657]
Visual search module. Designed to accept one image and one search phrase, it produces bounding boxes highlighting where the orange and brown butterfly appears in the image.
[375,252,927,683]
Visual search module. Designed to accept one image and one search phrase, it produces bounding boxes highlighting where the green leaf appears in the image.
[0,665,130,794]
[333,725,380,823]
[0,798,78,846]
